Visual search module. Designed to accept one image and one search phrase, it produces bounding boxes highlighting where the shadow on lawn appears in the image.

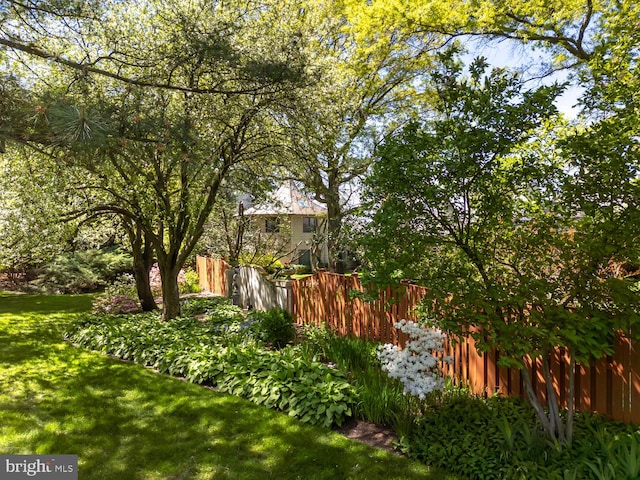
[1,299,448,480]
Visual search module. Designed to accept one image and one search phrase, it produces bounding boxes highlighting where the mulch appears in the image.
[336,419,399,454]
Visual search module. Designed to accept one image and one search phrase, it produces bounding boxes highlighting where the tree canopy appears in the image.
[277,0,441,272]
[361,47,640,444]
[0,0,308,319]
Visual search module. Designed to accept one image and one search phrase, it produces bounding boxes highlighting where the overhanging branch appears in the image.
[0,36,291,95]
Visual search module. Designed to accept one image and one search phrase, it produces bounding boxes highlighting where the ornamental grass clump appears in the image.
[377,320,451,400]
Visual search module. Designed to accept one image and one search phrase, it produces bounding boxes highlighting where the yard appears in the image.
[0,293,453,480]
[4,292,640,480]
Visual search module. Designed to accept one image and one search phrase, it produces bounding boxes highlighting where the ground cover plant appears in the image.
[70,297,424,435]
[401,393,640,480]
[0,292,454,479]
[294,321,640,479]
[247,308,297,348]
[297,325,429,438]
[66,301,356,428]
[59,295,640,478]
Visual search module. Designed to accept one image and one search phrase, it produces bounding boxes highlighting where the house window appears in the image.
[303,216,317,233]
[265,217,280,233]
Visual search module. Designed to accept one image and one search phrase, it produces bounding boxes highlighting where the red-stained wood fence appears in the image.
[195,256,229,296]
[291,271,640,424]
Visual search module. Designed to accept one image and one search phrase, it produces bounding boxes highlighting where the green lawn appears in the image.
[0,293,457,480]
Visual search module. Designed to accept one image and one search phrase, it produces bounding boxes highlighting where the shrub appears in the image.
[179,268,201,294]
[92,295,139,315]
[238,252,284,274]
[92,273,140,314]
[377,320,451,400]
[248,308,296,348]
[276,264,311,278]
[32,247,132,293]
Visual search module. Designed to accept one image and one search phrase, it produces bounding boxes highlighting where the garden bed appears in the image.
[66,296,640,479]
[2,293,445,479]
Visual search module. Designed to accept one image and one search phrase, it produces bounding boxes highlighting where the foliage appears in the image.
[298,325,429,435]
[342,0,605,68]
[2,0,309,321]
[299,325,380,372]
[180,296,234,317]
[205,303,246,326]
[0,147,125,277]
[32,247,132,294]
[403,394,640,480]
[0,149,73,274]
[66,308,356,428]
[248,308,297,348]
[287,264,312,275]
[91,273,140,314]
[360,47,640,445]
[1,293,446,480]
[275,264,311,279]
[215,346,355,428]
[280,0,438,272]
[238,252,285,274]
[178,268,201,294]
[200,186,299,267]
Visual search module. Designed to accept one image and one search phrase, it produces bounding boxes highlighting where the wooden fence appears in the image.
[292,272,426,346]
[195,256,228,296]
[291,271,640,424]
[195,259,640,424]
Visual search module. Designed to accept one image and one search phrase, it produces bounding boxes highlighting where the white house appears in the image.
[243,182,329,267]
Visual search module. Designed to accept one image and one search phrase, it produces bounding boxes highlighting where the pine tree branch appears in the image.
[0,36,291,95]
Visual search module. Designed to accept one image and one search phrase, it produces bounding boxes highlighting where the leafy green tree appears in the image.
[0,145,130,292]
[361,50,640,444]
[279,0,439,272]
[343,0,606,65]
[0,147,75,276]
[1,0,307,320]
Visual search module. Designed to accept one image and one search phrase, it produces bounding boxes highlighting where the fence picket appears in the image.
[196,260,640,425]
[196,256,228,296]
[631,340,640,424]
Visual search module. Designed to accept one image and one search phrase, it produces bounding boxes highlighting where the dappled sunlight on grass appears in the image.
[0,294,457,480]
[0,293,94,315]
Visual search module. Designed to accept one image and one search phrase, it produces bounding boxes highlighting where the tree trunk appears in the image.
[127,224,157,311]
[520,363,555,441]
[158,259,181,321]
[522,353,576,446]
[325,177,343,273]
[132,253,157,311]
[542,354,565,443]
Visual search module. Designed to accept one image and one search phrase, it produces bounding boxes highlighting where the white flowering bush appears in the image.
[377,319,452,400]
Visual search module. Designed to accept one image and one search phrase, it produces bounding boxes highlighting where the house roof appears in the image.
[244,182,326,216]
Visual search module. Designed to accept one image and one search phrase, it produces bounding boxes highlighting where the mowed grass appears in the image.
[0,293,457,480]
